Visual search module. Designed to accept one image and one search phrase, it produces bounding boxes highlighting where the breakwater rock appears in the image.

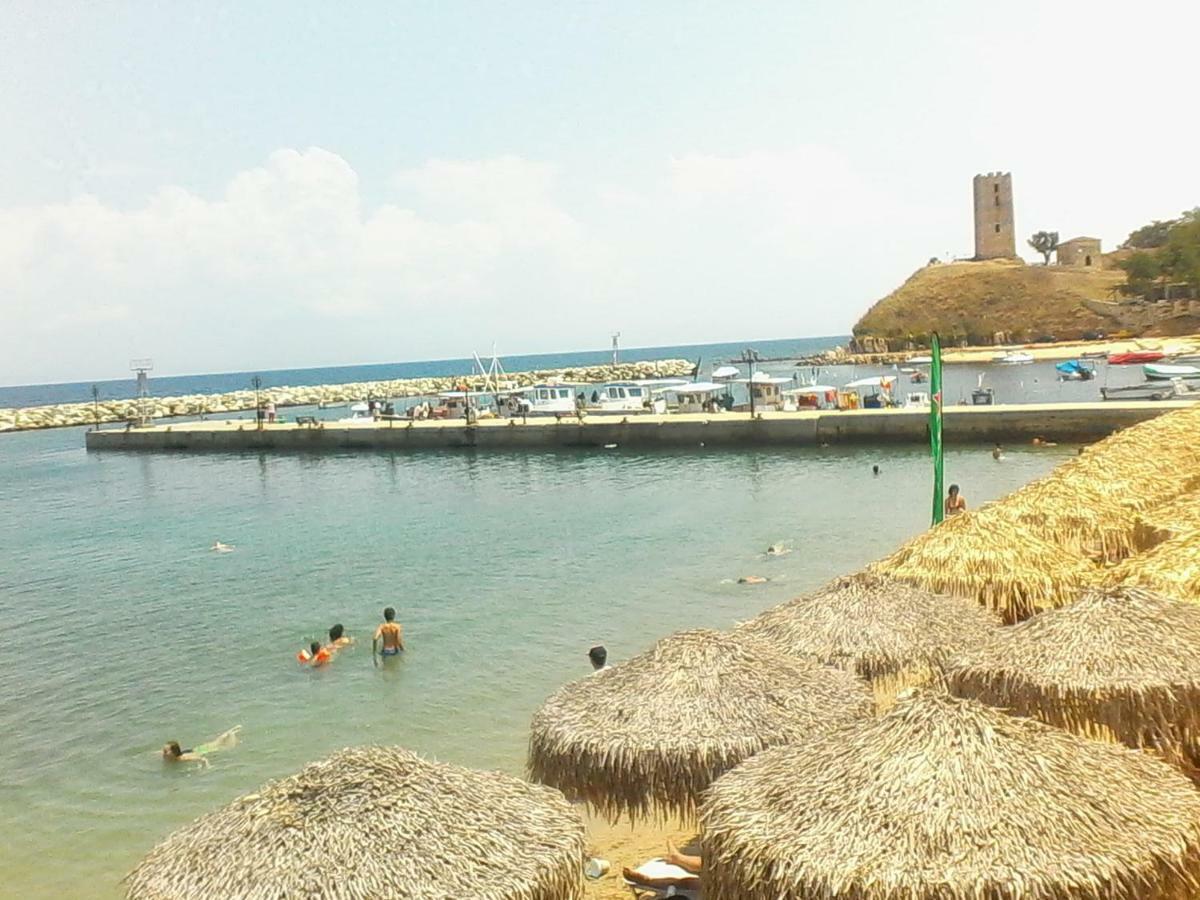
[0,359,696,433]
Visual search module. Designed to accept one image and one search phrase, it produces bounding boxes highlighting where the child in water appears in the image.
[162,726,241,768]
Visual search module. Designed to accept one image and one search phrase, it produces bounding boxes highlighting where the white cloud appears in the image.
[0,144,923,383]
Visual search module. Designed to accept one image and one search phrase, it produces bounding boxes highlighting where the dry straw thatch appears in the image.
[701,691,1200,900]
[986,473,1144,561]
[527,628,872,822]
[736,572,1000,709]
[125,745,586,900]
[1135,490,1200,545]
[948,586,1200,773]
[1107,528,1200,600]
[870,508,1097,622]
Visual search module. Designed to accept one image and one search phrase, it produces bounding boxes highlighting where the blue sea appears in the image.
[0,411,1075,897]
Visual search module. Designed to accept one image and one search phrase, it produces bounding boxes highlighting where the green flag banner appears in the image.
[930,333,944,526]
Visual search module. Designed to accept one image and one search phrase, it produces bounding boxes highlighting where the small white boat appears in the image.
[907,355,932,364]
[730,373,794,412]
[782,384,838,411]
[510,383,579,416]
[587,382,666,415]
[337,402,374,423]
[670,382,730,413]
[997,352,1034,365]
[1144,363,1200,381]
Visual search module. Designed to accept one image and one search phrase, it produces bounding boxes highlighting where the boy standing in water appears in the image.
[373,607,404,663]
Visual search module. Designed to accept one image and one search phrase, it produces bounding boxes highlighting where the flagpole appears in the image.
[930,333,945,526]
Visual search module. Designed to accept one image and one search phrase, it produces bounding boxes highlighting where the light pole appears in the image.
[739,348,760,417]
[251,375,263,430]
[91,384,101,430]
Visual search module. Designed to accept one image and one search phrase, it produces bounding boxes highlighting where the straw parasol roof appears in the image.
[870,508,1098,623]
[527,628,872,822]
[736,572,1000,709]
[1136,490,1200,544]
[1107,528,1200,600]
[948,586,1200,773]
[987,473,1144,561]
[125,745,586,900]
[701,691,1200,900]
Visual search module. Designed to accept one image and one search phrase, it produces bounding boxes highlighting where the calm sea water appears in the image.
[0,423,1074,898]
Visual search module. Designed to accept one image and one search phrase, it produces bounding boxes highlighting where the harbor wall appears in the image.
[84,402,1187,453]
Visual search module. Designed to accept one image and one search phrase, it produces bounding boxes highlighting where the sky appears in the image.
[1,0,1198,384]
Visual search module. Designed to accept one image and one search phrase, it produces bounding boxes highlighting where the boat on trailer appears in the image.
[1100,379,1197,401]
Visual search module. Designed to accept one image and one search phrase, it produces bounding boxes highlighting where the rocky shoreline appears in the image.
[0,359,697,433]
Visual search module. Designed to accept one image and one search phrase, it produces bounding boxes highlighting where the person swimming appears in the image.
[765,543,790,557]
[162,726,241,768]
[373,607,405,663]
[738,575,769,584]
[327,623,353,652]
[298,641,332,666]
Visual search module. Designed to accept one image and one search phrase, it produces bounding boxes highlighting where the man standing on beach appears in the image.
[373,607,404,664]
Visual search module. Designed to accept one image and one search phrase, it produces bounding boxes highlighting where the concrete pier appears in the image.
[84,401,1192,453]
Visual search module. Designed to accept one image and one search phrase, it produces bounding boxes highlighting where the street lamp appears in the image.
[91,384,101,430]
[251,375,263,429]
[739,348,761,417]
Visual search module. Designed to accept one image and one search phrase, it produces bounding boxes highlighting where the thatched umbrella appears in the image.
[1108,529,1200,600]
[125,746,586,900]
[987,473,1143,561]
[701,691,1200,900]
[736,572,1000,709]
[948,586,1200,773]
[870,508,1098,623]
[527,628,872,822]
[1136,490,1200,545]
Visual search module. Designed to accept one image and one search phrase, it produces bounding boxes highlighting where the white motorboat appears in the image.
[507,383,580,416]
[782,384,838,411]
[587,381,668,415]
[669,381,730,413]
[1144,363,1200,381]
[337,402,374,423]
[997,352,1034,365]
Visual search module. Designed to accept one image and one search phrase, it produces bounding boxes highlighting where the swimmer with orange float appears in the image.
[297,641,333,667]
[162,726,241,769]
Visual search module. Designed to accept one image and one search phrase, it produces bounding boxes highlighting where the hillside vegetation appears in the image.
[852,260,1125,347]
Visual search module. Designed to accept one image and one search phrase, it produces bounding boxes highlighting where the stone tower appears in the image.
[973,172,1016,259]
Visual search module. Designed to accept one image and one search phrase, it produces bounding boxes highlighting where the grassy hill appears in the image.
[852,259,1127,348]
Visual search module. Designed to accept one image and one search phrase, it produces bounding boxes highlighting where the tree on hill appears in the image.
[1121,209,1196,249]
[1117,212,1200,297]
[1027,231,1059,265]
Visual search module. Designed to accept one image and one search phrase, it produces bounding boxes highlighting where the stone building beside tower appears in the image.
[973,172,1016,259]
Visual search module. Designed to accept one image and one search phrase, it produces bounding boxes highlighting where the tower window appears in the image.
[994,196,1000,206]
[994,184,999,193]
[995,224,1001,233]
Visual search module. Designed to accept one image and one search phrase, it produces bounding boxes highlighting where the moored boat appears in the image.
[1108,350,1164,365]
[1100,382,1178,401]
[1144,362,1200,380]
[997,352,1034,365]
[1055,360,1095,381]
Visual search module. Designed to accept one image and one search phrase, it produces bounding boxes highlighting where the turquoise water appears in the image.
[0,425,1073,897]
